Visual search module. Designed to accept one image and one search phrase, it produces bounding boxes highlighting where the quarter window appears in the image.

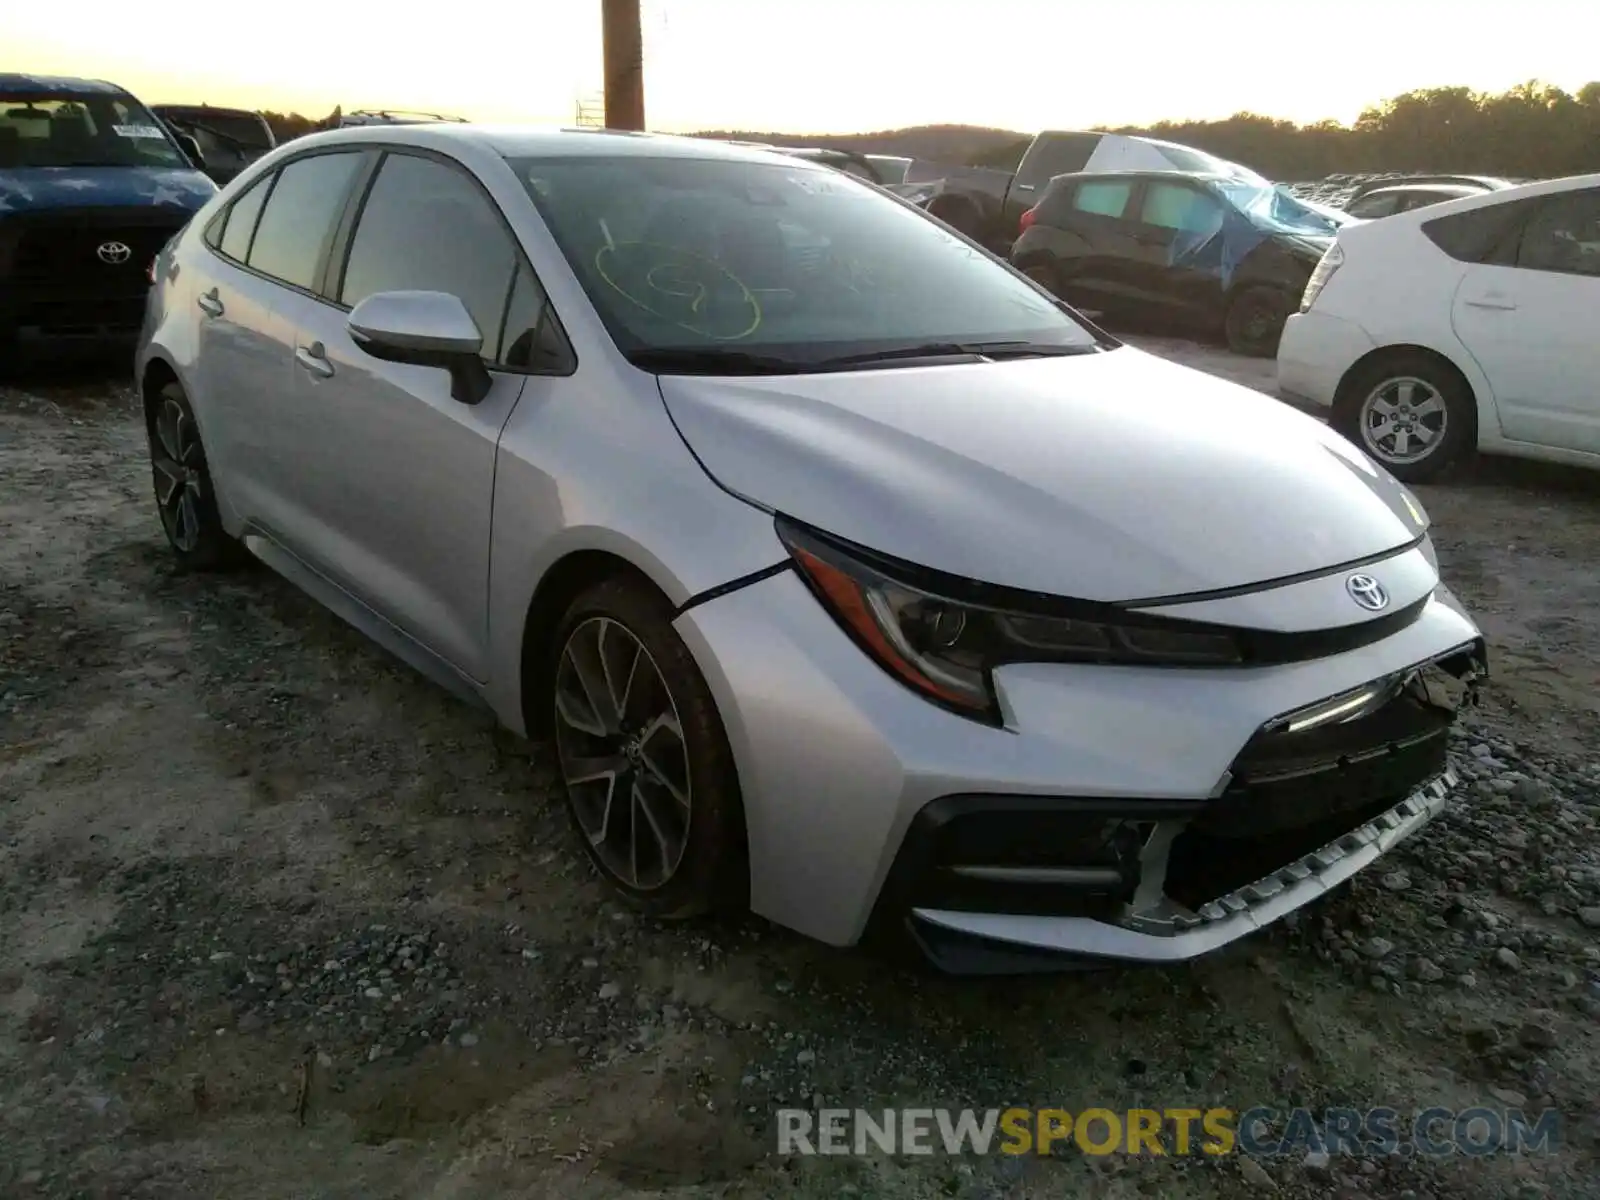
[1515,190,1600,278]
[339,152,520,362]
[1072,181,1132,219]
[246,151,363,291]
[215,172,272,262]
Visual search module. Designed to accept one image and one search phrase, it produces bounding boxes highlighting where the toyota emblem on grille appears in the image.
[1346,573,1389,612]
[96,241,133,265]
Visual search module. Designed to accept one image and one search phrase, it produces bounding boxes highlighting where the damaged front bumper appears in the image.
[883,641,1488,973]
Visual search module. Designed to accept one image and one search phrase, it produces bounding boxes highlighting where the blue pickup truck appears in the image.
[1,73,218,362]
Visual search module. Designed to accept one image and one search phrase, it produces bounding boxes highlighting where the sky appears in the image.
[5,0,1598,134]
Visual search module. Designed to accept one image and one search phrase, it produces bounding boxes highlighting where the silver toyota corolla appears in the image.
[135,125,1487,973]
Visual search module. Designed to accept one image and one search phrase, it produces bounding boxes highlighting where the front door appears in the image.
[1125,178,1229,318]
[281,148,562,680]
[1451,187,1600,454]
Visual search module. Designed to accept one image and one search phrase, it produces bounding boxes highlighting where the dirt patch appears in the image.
[2,359,1597,1199]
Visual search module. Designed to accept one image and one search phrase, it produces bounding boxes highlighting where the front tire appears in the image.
[1224,285,1294,357]
[1333,352,1475,483]
[549,576,746,919]
[147,382,244,571]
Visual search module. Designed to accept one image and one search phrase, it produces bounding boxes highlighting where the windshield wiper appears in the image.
[627,347,813,376]
[818,340,1101,367]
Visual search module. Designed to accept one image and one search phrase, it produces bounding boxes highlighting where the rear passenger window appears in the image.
[1514,190,1600,278]
[1072,181,1132,219]
[1422,197,1536,264]
[247,151,363,291]
[339,152,520,362]
[216,173,272,262]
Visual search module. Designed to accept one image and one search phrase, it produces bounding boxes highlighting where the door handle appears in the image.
[294,342,335,379]
[197,288,224,317]
[1464,296,1518,311]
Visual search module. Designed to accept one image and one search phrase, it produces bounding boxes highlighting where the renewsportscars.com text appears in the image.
[777,1106,1560,1158]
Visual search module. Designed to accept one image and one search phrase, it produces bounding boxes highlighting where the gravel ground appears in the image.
[2,347,1598,1200]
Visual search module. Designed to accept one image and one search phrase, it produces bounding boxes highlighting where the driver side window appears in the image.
[340,152,525,365]
[1140,182,1224,235]
[1515,190,1600,278]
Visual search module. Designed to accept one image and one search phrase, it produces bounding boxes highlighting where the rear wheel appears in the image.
[1224,285,1294,357]
[1333,352,1475,483]
[549,576,746,919]
[147,382,244,571]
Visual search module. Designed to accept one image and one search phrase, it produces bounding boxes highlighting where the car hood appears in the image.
[0,166,216,214]
[657,346,1426,604]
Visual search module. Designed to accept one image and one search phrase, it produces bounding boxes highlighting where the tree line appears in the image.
[974,81,1600,180]
[262,81,1600,182]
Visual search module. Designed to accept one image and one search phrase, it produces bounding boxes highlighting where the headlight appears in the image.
[1299,242,1344,312]
[776,517,1244,723]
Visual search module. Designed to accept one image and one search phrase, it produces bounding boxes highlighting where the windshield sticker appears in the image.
[113,124,168,139]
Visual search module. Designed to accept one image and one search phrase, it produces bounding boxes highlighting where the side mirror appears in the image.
[347,290,492,405]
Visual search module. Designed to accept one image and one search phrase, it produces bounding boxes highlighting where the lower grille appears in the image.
[1164,643,1483,910]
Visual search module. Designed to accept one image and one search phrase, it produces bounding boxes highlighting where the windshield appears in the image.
[0,90,188,170]
[1214,180,1347,237]
[510,154,1102,369]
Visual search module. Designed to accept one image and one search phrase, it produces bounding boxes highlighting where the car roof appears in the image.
[283,123,835,168]
[1344,171,1600,237]
[0,72,126,95]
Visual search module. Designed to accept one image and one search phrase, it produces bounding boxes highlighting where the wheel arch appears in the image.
[513,542,755,907]
[1333,343,1486,447]
[138,354,183,433]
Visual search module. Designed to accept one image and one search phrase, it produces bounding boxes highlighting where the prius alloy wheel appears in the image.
[1335,351,1474,483]
[549,578,746,917]
[147,382,241,570]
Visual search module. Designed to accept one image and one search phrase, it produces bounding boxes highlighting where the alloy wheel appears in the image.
[1358,376,1448,465]
[151,396,206,553]
[553,616,692,891]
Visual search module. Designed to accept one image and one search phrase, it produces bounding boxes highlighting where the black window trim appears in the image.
[202,146,374,305]
[323,143,577,378]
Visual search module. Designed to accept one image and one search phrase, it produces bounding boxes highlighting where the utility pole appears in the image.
[602,0,645,131]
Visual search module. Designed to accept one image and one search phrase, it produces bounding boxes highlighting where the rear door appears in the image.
[194,149,368,541]
[280,147,571,678]
[1451,187,1600,454]
[1044,176,1144,310]
[191,152,362,532]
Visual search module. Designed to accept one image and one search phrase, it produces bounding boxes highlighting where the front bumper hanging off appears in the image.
[886,640,1488,973]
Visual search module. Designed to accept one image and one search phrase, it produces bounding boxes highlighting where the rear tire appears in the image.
[548,576,747,920]
[146,382,245,571]
[1224,285,1294,357]
[1333,352,1475,483]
